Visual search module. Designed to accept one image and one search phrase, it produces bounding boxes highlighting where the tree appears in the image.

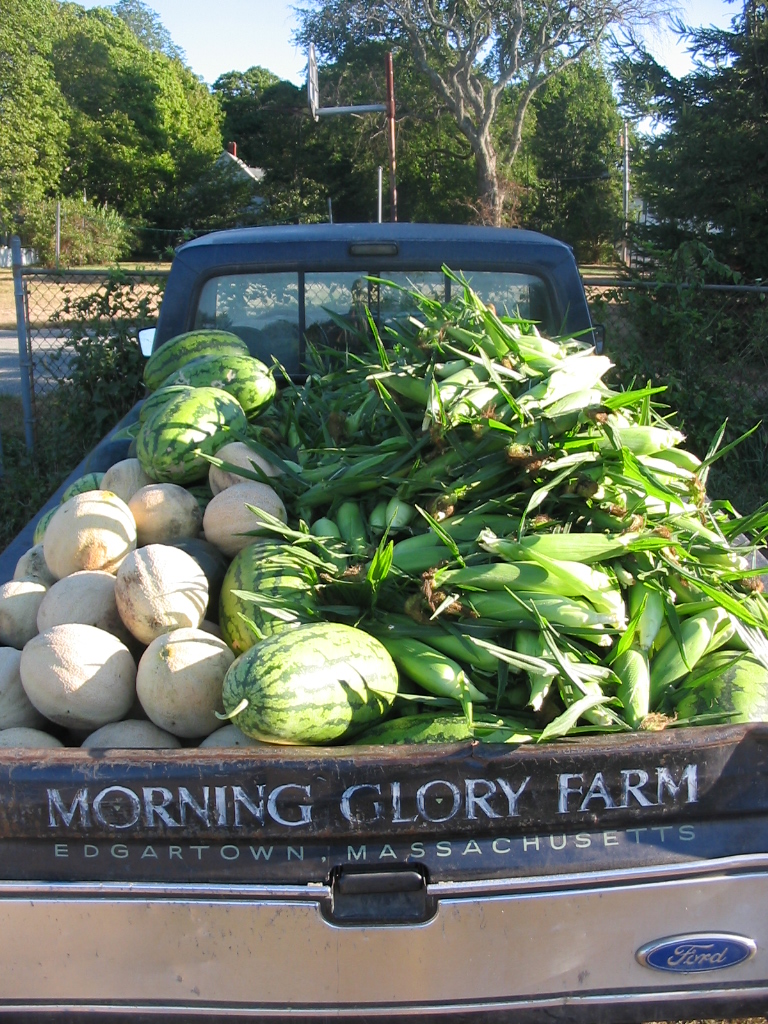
[111,0,185,62]
[519,56,624,262]
[50,4,223,234]
[0,0,68,236]
[296,0,672,226]
[615,1,768,278]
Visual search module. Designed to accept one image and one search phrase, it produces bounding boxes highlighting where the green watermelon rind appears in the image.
[672,650,768,723]
[221,622,399,745]
[143,329,249,392]
[218,541,317,654]
[354,712,535,745]
[135,386,248,485]
[160,353,276,420]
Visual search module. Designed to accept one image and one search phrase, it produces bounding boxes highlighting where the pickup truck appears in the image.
[0,221,766,1023]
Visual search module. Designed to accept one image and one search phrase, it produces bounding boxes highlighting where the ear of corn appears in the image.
[650,607,729,707]
[378,635,488,703]
[614,647,651,728]
[514,629,553,711]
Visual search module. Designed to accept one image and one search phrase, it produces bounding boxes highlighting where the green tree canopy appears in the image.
[111,0,185,61]
[0,0,68,235]
[296,0,672,226]
[518,57,624,262]
[616,1,768,278]
[51,3,223,233]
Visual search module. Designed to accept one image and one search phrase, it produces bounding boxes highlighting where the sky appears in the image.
[70,0,741,87]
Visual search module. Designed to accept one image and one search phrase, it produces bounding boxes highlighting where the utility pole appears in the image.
[308,43,397,222]
[386,52,397,222]
[623,121,630,265]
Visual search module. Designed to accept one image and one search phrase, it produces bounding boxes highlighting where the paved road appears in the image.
[0,328,72,398]
[0,330,20,397]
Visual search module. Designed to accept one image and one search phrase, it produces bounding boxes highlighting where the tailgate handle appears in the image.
[326,867,435,925]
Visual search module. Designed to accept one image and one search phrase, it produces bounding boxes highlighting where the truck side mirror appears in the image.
[138,328,156,357]
[592,323,606,354]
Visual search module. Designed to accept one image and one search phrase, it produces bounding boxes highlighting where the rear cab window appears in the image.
[193,268,553,375]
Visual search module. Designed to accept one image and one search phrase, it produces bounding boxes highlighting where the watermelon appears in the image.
[670,650,768,723]
[218,540,317,654]
[139,385,195,425]
[135,386,248,485]
[143,329,249,392]
[355,712,536,745]
[32,507,57,546]
[221,621,399,745]
[160,353,276,420]
[61,473,105,502]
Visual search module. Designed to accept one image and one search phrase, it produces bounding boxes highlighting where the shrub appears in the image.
[21,197,131,267]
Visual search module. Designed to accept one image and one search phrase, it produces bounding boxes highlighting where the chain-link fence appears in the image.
[584,279,768,364]
[14,261,167,448]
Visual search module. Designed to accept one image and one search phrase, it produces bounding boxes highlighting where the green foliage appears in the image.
[616,2,768,279]
[594,242,768,513]
[0,0,68,234]
[111,0,185,61]
[22,196,132,267]
[50,4,223,231]
[0,397,78,550]
[517,57,624,262]
[53,273,163,442]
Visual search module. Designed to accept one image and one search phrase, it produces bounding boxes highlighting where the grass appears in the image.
[0,394,87,551]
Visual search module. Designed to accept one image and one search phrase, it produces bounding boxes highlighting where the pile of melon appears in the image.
[0,330,283,750]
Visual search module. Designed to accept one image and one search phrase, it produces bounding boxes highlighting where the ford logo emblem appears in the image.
[637,934,756,973]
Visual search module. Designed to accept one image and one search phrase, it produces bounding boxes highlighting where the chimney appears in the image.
[227,141,237,158]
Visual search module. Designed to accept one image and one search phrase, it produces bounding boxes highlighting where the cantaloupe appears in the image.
[208,441,282,495]
[20,623,136,731]
[13,545,57,588]
[136,626,234,738]
[43,490,137,579]
[81,719,182,749]
[128,483,203,547]
[36,570,132,646]
[114,544,209,645]
[199,724,264,748]
[100,458,153,504]
[0,647,47,730]
[202,480,287,557]
[0,727,63,749]
[0,580,47,649]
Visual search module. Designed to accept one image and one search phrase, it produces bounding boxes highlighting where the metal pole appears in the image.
[11,236,36,454]
[328,197,333,224]
[623,122,630,265]
[378,166,383,223]
[55,200,61,267]
[386,52,398,222]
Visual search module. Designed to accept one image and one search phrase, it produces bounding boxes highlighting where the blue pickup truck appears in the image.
[0,222,765,1023]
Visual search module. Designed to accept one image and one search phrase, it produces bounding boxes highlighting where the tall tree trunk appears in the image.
[474,128,502,226]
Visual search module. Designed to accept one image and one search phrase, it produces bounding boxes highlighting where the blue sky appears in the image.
[72,0,740,86]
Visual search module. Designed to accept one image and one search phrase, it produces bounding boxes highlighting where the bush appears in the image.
[53,271,163,443]
[593,242,768,514]
[21,197,132,267]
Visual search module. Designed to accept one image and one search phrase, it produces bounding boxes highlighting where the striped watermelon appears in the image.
[139,385,195,425]
[135,386,248,484]
[218,540,317,654]
[143,329,249,392]
[221,622,399,744]
[354,712,535,744]
[670,650,768,723]
[160,354,276,420]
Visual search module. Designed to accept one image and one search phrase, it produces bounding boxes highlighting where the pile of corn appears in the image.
[214,271,768,742]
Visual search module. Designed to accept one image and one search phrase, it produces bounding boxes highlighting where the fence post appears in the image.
[11,236,35,454]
